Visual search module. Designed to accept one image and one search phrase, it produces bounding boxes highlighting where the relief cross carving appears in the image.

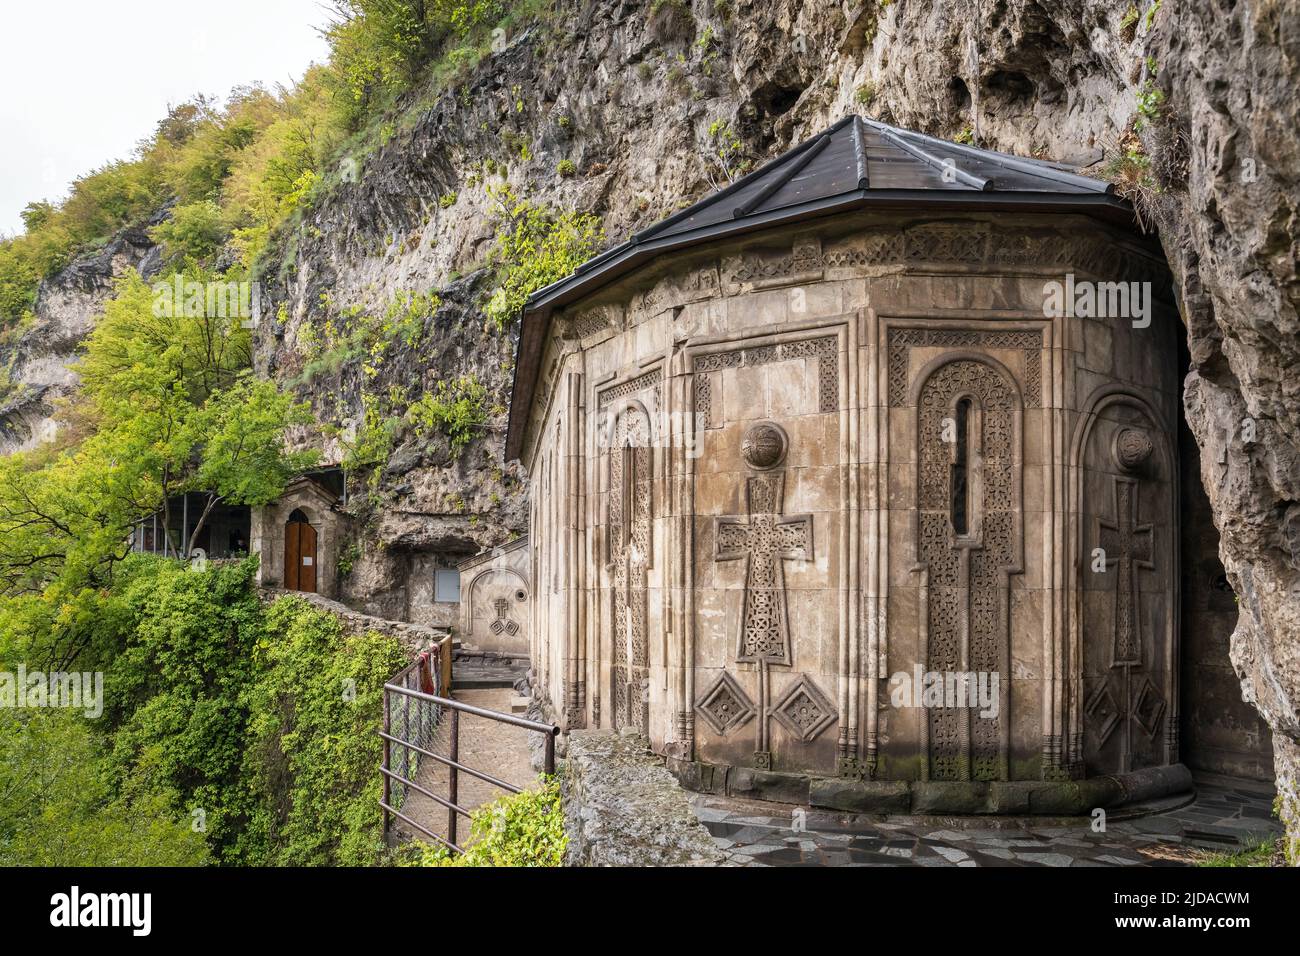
[715,472,813,665]
[1097,478,1154,666]
[1088,475,1161,774]
[489,597,520,637]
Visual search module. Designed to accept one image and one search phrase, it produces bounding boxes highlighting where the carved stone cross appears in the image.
[715,472,814,665]
[490,597,519,637]
[1098,478,1154,666]
[1089,475,1160,774]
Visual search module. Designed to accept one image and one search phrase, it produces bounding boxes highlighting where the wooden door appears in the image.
[284,520,318,593]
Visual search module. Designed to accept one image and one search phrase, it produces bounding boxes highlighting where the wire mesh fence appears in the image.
[386,651,446,815]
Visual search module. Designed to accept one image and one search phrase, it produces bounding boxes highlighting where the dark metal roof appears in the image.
[505,115,1133,461]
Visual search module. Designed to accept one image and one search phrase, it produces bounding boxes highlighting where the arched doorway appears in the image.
[284,508,317,593]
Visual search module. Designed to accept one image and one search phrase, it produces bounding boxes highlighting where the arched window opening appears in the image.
[951,398,972,536]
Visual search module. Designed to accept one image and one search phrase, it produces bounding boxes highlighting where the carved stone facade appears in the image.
[457,536,530,656]
[517,208,1267,795]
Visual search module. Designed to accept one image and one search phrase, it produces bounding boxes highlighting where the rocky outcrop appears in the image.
[256,0,1298,855]
[0,217,162,453]
[562,729,724,866]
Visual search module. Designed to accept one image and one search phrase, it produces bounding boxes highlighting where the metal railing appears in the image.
[379,653,559,854]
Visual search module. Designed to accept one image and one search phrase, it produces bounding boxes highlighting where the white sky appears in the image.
[0,0,334,237]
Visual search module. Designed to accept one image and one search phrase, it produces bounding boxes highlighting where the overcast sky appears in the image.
[0,0,333,237]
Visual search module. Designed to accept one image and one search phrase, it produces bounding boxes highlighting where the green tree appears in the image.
[180,374,320,554]
[0,708,208,866]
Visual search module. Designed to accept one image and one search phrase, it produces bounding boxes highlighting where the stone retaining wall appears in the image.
[259,588,450,658]
[562,730,725,867]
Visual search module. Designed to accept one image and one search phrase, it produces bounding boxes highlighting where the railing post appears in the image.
[448,707,460,848]
[544,731,556,777]
[381,688,391,840]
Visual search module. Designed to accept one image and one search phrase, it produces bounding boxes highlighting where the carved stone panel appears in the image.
[1079,404,1175,775]
[771,675,837,743]
[694,335,838,429]
[695,671,756,736]
[916,358,1020,781]
[608,400,653,736]
[889,328,1042,408]
[462,567,530,655]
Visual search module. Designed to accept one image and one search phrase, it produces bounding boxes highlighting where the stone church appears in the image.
[506,117,1271,808]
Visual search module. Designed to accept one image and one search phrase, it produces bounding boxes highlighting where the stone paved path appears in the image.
[691,772,1281,867]
[451,650,529,689]
[396,687,539,848]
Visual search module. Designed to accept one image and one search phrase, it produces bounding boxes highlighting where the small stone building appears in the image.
[506,117,1271,806]
[456,537,531,656]
[251,472,349,600]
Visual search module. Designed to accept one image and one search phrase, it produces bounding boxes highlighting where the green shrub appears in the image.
[150,200,228,263]
[0,708,209,866]
[482,184,603,329]
[400,776,566,867]
[74,557,406,867]
[408,374,489,451]
[245,595,407,865]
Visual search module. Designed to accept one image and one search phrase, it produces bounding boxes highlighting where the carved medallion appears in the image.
[1114,427,1154,473]
[771,676,837,742]
[742,421,788,470]
[695,672,756,736]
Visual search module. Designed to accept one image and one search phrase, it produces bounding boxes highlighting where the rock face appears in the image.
[562,729,724,866]
[0,221,161,453]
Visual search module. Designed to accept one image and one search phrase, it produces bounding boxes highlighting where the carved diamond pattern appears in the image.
[771,676,837,742]
[695,672,756,736]
[1085,682,1121,745]
[1132,676,1166,738]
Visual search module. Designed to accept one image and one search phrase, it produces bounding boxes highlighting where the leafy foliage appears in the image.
[483,184,603,329]
[399,775,566,867]
[2,556,408,867]
[244,595,407,865]
[407,374,488,451]
[0,707,209,866]
[150,200,227,263]
[0,264,311,649]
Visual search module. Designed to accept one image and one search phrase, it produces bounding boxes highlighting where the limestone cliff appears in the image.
[0,216,163,454]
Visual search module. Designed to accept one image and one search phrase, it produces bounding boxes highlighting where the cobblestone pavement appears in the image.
[397,687,540,847]
[691,772,1281,867]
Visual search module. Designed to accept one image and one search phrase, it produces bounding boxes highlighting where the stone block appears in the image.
[728,767,810,805]
[910,781,991,814]
[808,777,911,813]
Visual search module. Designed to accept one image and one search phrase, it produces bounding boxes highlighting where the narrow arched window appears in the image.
[951,398,972,536]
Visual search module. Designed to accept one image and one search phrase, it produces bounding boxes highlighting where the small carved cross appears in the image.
[715,473,814,665]
[1097,478,1154,666]
[490,597,519,637]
